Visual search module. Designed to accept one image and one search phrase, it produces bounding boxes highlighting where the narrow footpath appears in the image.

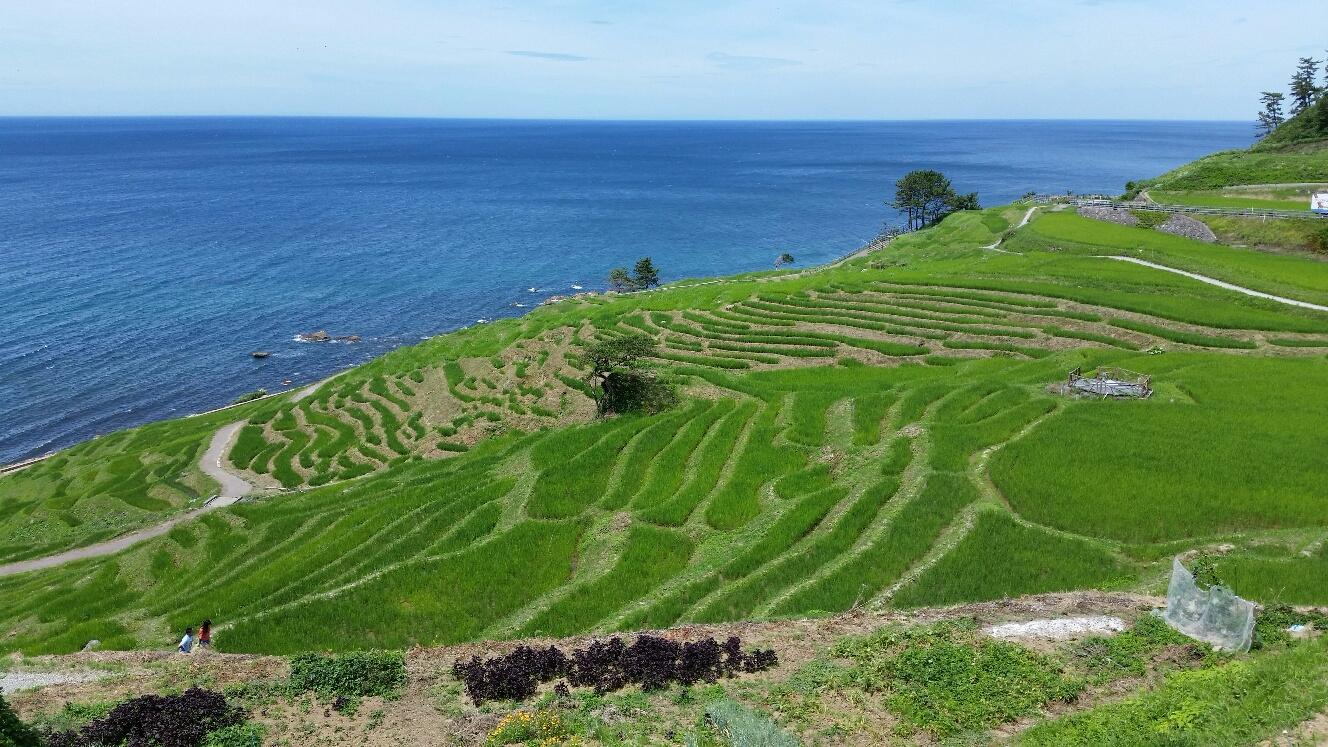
[1099,256,1328,313]
[0,422,254,578]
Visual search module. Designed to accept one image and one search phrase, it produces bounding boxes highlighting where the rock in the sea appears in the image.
[336,335,362,342]
[1158,213,1217,243]
[298,330,331,342]
[251,351,270,359]
[1079,205,1140,226]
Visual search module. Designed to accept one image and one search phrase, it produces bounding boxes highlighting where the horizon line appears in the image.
[0,114,1253,124]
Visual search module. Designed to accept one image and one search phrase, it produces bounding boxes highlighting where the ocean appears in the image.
[0,118,1252,464]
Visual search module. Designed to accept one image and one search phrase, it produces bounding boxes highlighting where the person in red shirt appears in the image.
[197,619,212,649]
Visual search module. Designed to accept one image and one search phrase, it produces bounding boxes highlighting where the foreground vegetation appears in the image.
[7,601,1328,746]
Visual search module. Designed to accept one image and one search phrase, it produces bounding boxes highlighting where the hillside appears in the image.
[4,147,1328,744]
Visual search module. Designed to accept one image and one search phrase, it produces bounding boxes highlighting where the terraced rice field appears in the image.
[3,205,1327,656]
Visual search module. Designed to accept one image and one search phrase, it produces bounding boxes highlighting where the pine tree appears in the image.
[632,257,660,289]
[1290,57,1321,115]
[1257,91,1286,137]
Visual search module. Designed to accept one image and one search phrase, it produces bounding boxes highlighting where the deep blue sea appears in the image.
[0,118,1252,464]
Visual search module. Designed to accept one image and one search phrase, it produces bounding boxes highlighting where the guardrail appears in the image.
[1031,195,1328,220]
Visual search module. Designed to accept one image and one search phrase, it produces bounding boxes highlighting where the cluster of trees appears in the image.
[890,170,979,231]
[608,257,660,292]
[1257,54,1328,135]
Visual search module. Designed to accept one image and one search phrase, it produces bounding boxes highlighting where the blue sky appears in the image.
[3,0,1325,119]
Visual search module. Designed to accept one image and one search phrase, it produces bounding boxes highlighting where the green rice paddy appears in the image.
[2,169,1328,657]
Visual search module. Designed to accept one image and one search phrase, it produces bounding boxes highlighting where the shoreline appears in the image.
[0,235,889,476]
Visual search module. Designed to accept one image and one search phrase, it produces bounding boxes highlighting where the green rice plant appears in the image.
[696,481,898,621]
[1215,546,1328,606]
[270,430,311,488]
[942,340,1052,358]
[708,341,835,358]
[785,391,838,447]
[992,354,1328,543]
[1041,325,1138,350]
[599,403,705,510]
[528,417,651,518]
[519,524,693,636]
[442,360,476,403]
[713,307,790,326]
[1108,318,1256,349]
[228,425,269,470]
[777,472,978,614]
[1268,337,1328,347]
[631,402,730,510]
[892,511,1129,607]
[640,401,757,526]
[852,393,895,445]
[222,520,586,653]
[656,351,752,369]
[367,400,409,455]
[705,403,803,530]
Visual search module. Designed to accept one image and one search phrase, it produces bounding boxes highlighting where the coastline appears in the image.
[0,234,889,476]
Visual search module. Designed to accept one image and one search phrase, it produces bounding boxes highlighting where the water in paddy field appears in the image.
[0,118,1252,464]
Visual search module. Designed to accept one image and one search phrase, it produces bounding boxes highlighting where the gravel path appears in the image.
[0,422,254,578]
[1,669,111,692]
[1100,256,1328,313]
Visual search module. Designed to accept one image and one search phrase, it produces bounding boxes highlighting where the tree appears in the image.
[774,252,795,268]
[584,334,676,415]
[1257,91,1286,137]
[1290,57,1322,115]
[890,170,978,231]
[632,257,660,289]
[608,267,636,291]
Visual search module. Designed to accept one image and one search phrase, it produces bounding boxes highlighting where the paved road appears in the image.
[0,422,254,578]
[1101,256,1328,313]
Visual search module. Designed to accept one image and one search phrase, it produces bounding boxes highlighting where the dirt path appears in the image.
[983,206,1037,253]
[0,422,254,578]
[1100,256,1328,313]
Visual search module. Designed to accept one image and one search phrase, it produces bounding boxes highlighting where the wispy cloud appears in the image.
[706,52,801,71]
[507,50,590,62]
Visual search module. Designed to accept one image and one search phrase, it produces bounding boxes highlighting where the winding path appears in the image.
[1100,256,1328,313]
[0,422,254,578]
[982,206,1037,253]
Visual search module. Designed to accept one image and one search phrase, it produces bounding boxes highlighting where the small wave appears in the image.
[570,284,583,290]
[476,318,490,324]
[513,302,526,308]
[527,287,539,293]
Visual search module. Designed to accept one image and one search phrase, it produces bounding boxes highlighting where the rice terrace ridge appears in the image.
[4,5,1328,746]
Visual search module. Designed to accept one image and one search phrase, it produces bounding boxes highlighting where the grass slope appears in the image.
[3,169,1328,657]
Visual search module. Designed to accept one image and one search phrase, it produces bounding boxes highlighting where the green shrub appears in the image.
[204,722,266,747]
[832,620,1083,737]
[703,699,799,747]
[287,650,407,698]
[0,691,41,747]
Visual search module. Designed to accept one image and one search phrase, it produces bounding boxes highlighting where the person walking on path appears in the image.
[197,620,212,649]
[178,627,194,654]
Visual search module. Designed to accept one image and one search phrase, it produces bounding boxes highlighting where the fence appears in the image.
[1031,195,1328,221]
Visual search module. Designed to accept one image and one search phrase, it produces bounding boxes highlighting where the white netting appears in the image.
[1161,556,1255,652]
